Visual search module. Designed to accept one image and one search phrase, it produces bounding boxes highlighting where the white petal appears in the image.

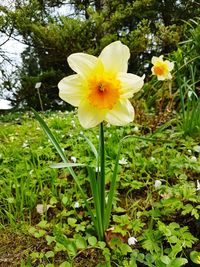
[118,73,144,98]
[68,53,98,77]
[105,99,134,126]
[166,61,174,71]
[58,74,86,106]
[99,41,130,73]
[157,73,172,81]
[156,75,166,81]
[151,55,163,65]
[78,100,106,128]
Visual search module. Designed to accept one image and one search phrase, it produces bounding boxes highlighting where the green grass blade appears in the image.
[81,134,98,159]
[98,123,105,232]
[32,109,68,163]
[32,109,96,225]
[50,163,85,168]
[87,167,104,241]
[104,141,121,230]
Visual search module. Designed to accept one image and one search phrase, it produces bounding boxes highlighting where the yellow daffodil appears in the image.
[58,41,144,128]
[151,55,174,81]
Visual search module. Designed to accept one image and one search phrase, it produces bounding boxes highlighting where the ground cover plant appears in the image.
[0,105,200,266]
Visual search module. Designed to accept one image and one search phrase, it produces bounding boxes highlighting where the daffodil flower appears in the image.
[151,55,174,81]
[58,41,144,128]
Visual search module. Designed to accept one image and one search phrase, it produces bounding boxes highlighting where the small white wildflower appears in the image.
[133,126,139,132]
[71,156,77,163]
[150,156,155,162]
[193,145,200,153]
[22,141,29,148]
[197,180,200,191]
[71,120,75,126]
[190,156,197,162]
[74,202,80,209]
[128,236,137,246]
[96,135,99,139]
[188,149,192,154]
[80,131,83,135]
[95,166,101,172]
[188,90,193,99]
[105,196,108,204]
[154,179,162,188]
[119,158,128,165]
[10,136,15,142]
[36,204,51,214]
[35,82,41,89]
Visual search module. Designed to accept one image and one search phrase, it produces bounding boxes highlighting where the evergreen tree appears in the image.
[0,0,199,109]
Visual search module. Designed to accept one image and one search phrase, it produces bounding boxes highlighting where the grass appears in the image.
[0,110,200,266]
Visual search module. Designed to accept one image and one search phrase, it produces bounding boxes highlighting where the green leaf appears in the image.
[30,252,40,259]
[190,251,200,264]
[28,226,37,235]
[50,162,85,168]
[158,221,172,236]
[87,166,103,241]
[37,220,49,229]
[59,262,72,267]
[160,255,171,265]
[34,229,46,238]
[88,236,98,246]
[169,258,188,267]
[62,196,68,205]
[45,251,54,258]
[81,134,98,159]
[46,235,56,245]
[67,217,77,227]
[104,139,122,230]
[50,196,58,205]
[75,236,87,250]
[120,243,133,255]
[75,224,85,232]
[96,263,109,267]
[66,242,77,256]
[137,253,145,262]
[98,241,106,249]
[168,235,178,243]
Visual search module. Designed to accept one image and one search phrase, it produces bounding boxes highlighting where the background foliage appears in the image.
[0,0,199,110]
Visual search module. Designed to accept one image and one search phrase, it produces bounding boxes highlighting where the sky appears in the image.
[0,38,25,109]
[0,0,25,109]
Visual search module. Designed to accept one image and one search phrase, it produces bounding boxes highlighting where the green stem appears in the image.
[104,141,121,230]
[98,123,105,235]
